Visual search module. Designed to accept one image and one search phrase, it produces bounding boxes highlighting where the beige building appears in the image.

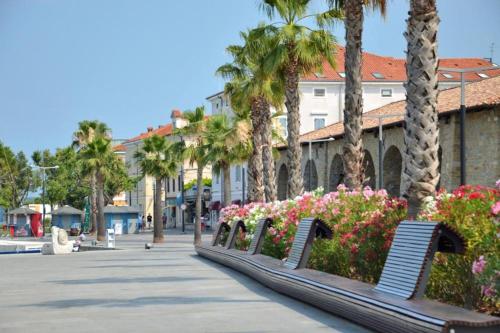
[275,76,500,199]
[121,110,211,228]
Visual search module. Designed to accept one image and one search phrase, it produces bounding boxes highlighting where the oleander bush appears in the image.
[218,182,500,314]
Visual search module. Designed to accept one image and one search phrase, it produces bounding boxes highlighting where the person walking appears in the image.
[141,215,145,232]
[147,213,152,230]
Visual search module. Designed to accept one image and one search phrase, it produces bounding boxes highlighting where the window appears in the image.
[178,176,181,190]
[338,72,346,78]
[381,88,392,97]
[167,177,170,192]
[235,165,241,182]
[442,73,453,79]
[278,117,288,138]
[477,73,489,78]
[313,88,326,97]
[372,72,385,79]
[172,179,175,192]
[216,103,219,109]
[314,118,326,130]
[216,172,220,184]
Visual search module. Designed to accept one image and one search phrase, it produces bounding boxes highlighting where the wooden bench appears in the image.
[247,218,273,255]
[375,220,465,299]
[285,218,332,269]
[212,222,230,246]
[225,220,246,250]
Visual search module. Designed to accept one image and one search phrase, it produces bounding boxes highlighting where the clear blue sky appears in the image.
[1,0,499,157]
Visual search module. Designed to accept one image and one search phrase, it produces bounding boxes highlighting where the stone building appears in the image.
[275,76,500,198]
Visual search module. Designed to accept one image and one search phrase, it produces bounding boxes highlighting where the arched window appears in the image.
[363,150,376,189]
[383,146,403,197]
[329,154,344,192]
[303,160,318,191]
[277,164,289,200]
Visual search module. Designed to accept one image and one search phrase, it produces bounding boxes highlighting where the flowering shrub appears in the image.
[420,184,500,314]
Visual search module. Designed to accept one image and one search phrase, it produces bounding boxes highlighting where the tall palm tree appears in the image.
[205,114,252,207]
[217,29,285,202]
[134,134,179,243]
[174,106,208,245]
[402,0,440,217]
[327,0,386,190]
[259,0,340,198]
[72,121,110,234]
[80,137,114,241]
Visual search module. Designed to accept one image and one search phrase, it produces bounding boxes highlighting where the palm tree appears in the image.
[205,114,252,207]
[72,121,110,234]
[259,0,340,198]
[134,134,179,243]
[328,0,386,190]
[174,106,209,245]
[217,29,285,202]
[402,0,440,217]
[80,137,114,241]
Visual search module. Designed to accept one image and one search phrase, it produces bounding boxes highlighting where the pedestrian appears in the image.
[141,215,145,232]
[147,214,152,229]
[162,213,167,229]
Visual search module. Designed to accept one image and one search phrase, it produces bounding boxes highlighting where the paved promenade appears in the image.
[0,231,370,333]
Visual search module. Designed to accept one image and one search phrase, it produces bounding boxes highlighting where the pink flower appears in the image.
[481,284,496,297]
[491,201,500,215]
[496,179,500,189]
[472,256,487,275]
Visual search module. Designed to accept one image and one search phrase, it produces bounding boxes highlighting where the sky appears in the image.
[0,0,499,158]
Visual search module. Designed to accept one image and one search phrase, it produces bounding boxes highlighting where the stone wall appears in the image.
[276,106,500,197]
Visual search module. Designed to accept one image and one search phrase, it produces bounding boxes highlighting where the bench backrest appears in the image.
[212,222,230,246]
[285,218,332,270]
[375,221,465,299]
[225,220,247,250]
[247,218,273,255]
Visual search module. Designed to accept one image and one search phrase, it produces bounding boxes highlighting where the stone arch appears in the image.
[363,150,376,189]
[277,164,288,200]
[329,154,344,192]
[383,146,402,197]
[303,160,318,191]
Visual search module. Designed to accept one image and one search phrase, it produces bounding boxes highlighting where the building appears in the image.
[121,110,211,228]
[274,76,500,199]
[207,47,500,210]
[111,143,128,206]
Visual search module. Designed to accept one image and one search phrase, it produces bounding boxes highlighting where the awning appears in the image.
[231,199,241,206]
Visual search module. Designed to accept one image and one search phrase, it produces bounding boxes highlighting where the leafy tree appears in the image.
[0,141,37,208]
[402,0,440,217]
[258,0,340,197]
[134,134,179,243]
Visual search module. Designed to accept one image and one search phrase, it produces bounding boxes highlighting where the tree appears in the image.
[72,120,110,234]
[174,106,209,245]
[402,0,440,217]
[134,134,179,243]
[217,30,283,202]
[80,137,115,241]
[327,0,385,190]
[0,141,35,208]
[259,0,340,197]
[205,114,252,207]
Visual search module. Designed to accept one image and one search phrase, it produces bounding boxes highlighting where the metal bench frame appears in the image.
[247,218,273,255]
[225,220,247,250]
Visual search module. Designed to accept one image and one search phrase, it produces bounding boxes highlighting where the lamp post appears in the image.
[437,66,497,185]
[308,138,335,191]
[363,114,404,190]
[31,164,59,235]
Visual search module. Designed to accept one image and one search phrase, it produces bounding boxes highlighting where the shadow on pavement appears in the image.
[47,276,214,285]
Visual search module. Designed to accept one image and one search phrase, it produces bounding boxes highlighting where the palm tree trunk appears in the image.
[153,177,164,243]
[262,103,277,202]
[222,163,231,207]
[284,50,303,198]
[96,171,106,241]
[342,0,365,191]
[249,98,265,202]
[194,163,204,245]
[402,0,440,218]
[90,171,98,234]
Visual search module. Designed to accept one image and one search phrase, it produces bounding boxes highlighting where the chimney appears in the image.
[171,109,183,119]
[147,127,153,132]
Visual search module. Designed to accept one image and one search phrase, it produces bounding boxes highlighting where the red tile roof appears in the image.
[112,144,127,152]
[302,46,500,82]
[296,75,500,143]
[124,123,174,144]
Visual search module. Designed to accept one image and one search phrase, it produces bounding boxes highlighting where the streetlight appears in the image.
[307,137,335,191]
[31,164,59,235]
[437,66,497,185]
[363,113,404,189]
